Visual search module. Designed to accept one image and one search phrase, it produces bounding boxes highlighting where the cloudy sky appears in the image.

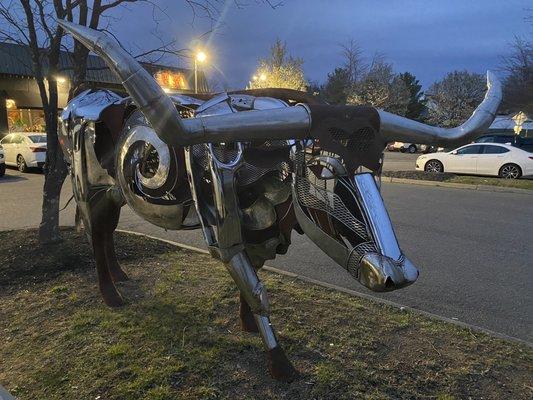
[108,0,531,90]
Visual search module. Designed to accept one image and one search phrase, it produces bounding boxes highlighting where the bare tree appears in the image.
[500,36,532,114]
[425,70,485,127]
[347,55,410,116]
[341,39,366,87]
[321,40,367,105]
[249,39,308,91]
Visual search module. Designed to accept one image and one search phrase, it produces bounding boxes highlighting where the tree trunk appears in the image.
[38,88,68,244]
[39,148,67,244]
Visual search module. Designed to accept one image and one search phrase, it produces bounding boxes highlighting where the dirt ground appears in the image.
[1,228,531,400]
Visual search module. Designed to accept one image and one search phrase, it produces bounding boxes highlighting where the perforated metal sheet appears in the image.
[294,175,368,240]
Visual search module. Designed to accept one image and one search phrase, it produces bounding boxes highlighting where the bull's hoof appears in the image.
[110,268,129,283]
[267,346,297,382]
[100,285,124,308]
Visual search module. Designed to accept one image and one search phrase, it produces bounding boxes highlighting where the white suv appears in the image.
[0,144,5,177]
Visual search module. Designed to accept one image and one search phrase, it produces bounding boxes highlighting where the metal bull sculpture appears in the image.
[57,20,501,381]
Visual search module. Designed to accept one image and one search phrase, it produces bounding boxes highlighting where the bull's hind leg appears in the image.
[89,190,125,307]
[226,252,296,382]
[104,232,129,283]
[92,229,124,307]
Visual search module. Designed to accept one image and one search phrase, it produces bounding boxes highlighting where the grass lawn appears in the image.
[0,229,531,400]
[383,170,533,190]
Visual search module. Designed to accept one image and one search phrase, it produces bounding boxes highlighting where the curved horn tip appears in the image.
[486,70,501,91]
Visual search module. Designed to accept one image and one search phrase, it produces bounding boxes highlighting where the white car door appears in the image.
[11,134,24,164]
[475,144,510,176]
[1,134,15,164]
[445,144,483,174]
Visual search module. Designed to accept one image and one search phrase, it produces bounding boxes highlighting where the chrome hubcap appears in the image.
[426,161,441,173]
[501,165,519,179]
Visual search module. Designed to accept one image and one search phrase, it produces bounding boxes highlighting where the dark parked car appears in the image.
[475,134,533,153]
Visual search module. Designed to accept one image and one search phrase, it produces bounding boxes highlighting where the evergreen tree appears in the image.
[398,72,425,120]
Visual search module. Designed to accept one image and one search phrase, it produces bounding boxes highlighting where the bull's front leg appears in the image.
[226,252,296,382]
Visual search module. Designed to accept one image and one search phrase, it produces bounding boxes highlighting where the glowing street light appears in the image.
[194,50,207,94]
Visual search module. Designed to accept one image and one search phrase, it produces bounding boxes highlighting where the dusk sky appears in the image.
[107,0,531,90]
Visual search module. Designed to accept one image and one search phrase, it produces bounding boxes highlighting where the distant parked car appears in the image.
[416,143,533,179]
[0,144,5,177]
[475,134,533,153]
[474,134,513,144]
[0,132,47,172]
[387,141,435,154]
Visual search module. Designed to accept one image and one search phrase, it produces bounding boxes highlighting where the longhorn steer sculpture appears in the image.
[57,20,501,381]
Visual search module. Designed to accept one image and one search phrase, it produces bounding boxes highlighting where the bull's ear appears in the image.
[57,19,188,147]
[378,71,502,146]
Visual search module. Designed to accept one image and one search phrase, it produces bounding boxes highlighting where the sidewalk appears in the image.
[0,385,15,400]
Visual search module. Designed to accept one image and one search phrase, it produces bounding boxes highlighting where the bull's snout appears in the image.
[358,253,419,292]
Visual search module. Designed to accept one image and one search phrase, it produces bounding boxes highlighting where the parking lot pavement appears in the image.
[382,151,419,171]
[1,163,532,343]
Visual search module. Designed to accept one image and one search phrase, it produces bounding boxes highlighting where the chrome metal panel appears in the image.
[169,94,205,106]
[226,252,270,315]
[253,97,288,110]
[116,121,187,230]
[230,94,255,110]
[208,142,245,258]
[352,173,402,261]
[61,89,122,121]
[358,253,419,292]
[254,315,279,350]
[183,105,311,143]
[194,93,230,114]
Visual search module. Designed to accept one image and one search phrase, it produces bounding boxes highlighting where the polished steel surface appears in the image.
[184,105,311,143]
[352,173,402,261]
[254,314,279,350]
[61,89,122,121]
[227,252,270,316]
[379,71,502,146]
[358,253,419,292]
[115,119,187,230]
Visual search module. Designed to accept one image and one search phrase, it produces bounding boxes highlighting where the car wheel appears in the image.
[499,163,522,179]
[408,145,417,154]
[400,148,406,153]
[17,155,28,173]
[424,160,444,173]
[0,163,5,177]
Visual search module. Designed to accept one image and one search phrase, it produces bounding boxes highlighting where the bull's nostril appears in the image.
[384,277,395,289]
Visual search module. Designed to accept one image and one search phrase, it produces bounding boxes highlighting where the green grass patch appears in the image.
[383,170,533,190]
[0,228,531,399]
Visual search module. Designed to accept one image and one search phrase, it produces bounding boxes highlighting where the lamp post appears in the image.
[194,50,207,94]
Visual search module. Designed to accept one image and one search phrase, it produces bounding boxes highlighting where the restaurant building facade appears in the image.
[0,42,207,137]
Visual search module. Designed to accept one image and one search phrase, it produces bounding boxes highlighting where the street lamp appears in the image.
[194,50,207,94]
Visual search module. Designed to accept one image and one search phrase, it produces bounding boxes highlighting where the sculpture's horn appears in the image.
[58,20,312,145]
[57,19,188,147]
[379,71,502,146]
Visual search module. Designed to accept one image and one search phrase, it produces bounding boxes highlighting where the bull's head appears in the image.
[58,20,501,293]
